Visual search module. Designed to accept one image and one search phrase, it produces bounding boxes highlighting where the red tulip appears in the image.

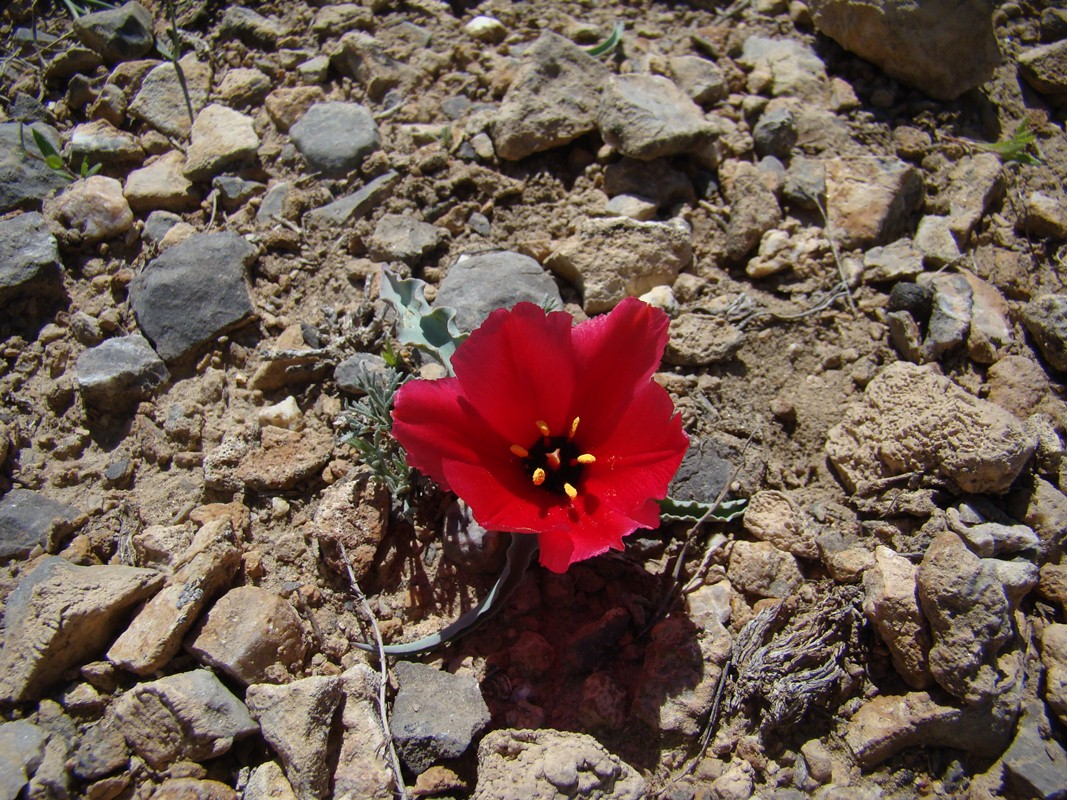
[391,297,689,572]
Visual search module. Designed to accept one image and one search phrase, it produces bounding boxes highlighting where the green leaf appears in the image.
[660,496,748,523]
[30,127,61,161]
[379,268,467,370]
[586,22,624,57]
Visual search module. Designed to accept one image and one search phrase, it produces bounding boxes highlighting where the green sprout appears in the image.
[586,22,624,57]
[59,0,116,18]
[26,125,101,181]
[973,120,1043,166]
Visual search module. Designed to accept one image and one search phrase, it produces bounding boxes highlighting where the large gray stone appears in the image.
[436,251,563,332]
[809,0,1001,101]
[1022,294,1067,372]
[596,74,716,160]
[0,557,162,702]
[0,489,83,561]
[73,1,155,62]
[0,211,62,305]
[75,334,169,411]
[0,122,68,213]
[0,720,49,800]
[129,232,257,363]
[128,55,212,138]
[305,170,398,227]
[290,102,379,177]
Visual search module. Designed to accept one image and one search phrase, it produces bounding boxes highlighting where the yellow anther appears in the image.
[576,453,596,464]
[568,417,580,439]
[510,444,529,458]
[536,419,552,437]
[532,468,546,486]
[563,483,578,500]
[545,449,562,470]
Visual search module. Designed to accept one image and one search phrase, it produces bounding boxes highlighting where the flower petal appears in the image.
[537,496,654,573]
[582,381,689,516]
[570,297,671,445]
[391,377,486,490]
[450,303,577,445]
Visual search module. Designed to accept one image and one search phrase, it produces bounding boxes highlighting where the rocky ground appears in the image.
[1,0,1067,798]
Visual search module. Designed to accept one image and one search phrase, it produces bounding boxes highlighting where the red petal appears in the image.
[451,303,578,444]
[581,381,689,516]
[391,378,488,490]
[537,497,654,573]
[570,297,671,445]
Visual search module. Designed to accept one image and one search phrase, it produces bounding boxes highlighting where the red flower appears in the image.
[391,297,689,573]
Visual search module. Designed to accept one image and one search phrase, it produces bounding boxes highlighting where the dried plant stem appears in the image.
[813,195,858,316]
[338,543,410,800]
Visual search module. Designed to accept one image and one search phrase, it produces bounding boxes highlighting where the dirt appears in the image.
[1,0,1066,798]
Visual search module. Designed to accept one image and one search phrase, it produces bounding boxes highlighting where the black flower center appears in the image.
[510,418,595,500]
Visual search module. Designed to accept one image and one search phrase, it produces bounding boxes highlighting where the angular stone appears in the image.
[265,86,326,134]
[914,215,961,268]
[0,557,162,702]
[597,74,716,160]
[961,270,1013,364]
[73,1,154,62]
[1002,700,1067,800]
[305,170,398,227]
[0,720,49,799]
[107,518,240,674]
[863,546,932,689]
[236,425,334,492]
[739,35,829,101]
[919,272,971,361]
[825,361,1035,495]
[123,151,199,212]
[825,156,923,249]
[306,476,388,583]
[1019,191,1067,240]
[0,211,62,305]
[219,6,281,49]
[490,31,611,161]
[216,67,272,110]
[391,661,490,774]
[43,175,133,246]
[183,104,259,181]
[943,153,1004,245]
[1041,623,1067,727]
[129,232,256,363]
[436,250,563,332]
[1019,40,1067,98]
[111,669,257,769]
[290,102,379,178]
[743,489,819,560]
[185,586,306,685]
[332,31,416,102]
[1022,294,1067,372]
[863,238,923,283]
[474,729,645,800]
[0,489,84,561]
[129,55,212,138]
[67,119,145,165]
[664,314,745,366]
[724,161,782,261]
[809,0,1001,101]
[245,762,298,800]
[366,214,444,265]
[669,55,728,104]
[332,665,395,800]
[728,540,803,598]
[152,778,238,800]
[75,334,169,411]
[245,676,343,800]
[545,217,691,314]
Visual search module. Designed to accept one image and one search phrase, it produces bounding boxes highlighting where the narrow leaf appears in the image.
[586,22,624,57]
[660,496,747,523]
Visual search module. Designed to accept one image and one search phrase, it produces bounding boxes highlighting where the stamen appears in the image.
[536,419,552,437]
[545,449,562,470]
[532,468,546,486]
[568,417,580,439]
[563,482,578,500]
[576,453,596,464]
[510,444,529,458]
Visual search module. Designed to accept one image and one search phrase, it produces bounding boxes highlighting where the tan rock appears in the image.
[123,151,199,212]
[1041,623,1067,726]
[727,540,803,598]
[183,104,259,181]
[863,546,933,689]
[265,86,326,133]
[44,175,133,246]
[825,156,923,249]
[743,489,819,559]
[236,425,334,491]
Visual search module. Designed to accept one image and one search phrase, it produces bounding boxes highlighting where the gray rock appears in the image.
[391,661,490,774]
[1023,294,1067,372]
[441,500,507,574]
[73,1,155,61]
[603,158,695,208]
[436,251,563,332]
[941,153,1004,245]
[667,436,737,508]
[107,518,240,674]
[129,231,257,363]
[366,214,444,265]
[256,181,290,225]
[111,669,258,769]
[784,156,826,209]
[913,215,962,267]
[129,55,212,138]
[1041,8,1067,42]
[1018,191,1067,240]
[335,352,390,395]
[183,104,260,181]
[725,161,782,261]
[753,104,798,159]
[863,238,923,283]
[809,0,1001,101]
[1002,700,1067,800]
[664,314,745,366]
[66,119,145,165]
[213,174,265,211]
[67,718,128,781]
[333,664,395,800]
[305,170,398,227]
[0,720,49,800]
[75,334,169,411]
[919,272,971,361]
[0,556,162,702]
[826,361,1035,495]
[863,546,933,689]
[597,74,716,160]
[669,55,728,105]
[333,32,416,102]
[185,586,306,685]
[1019,40,1067,99]
[290,102,379,177]
[219,6,281,49]
[0,211,63,305]
[0,488,83,561]
[217,67,272,110]
[490,31,611,161]
[246,676,344,799]
[546,217,691,314]
[0,122,68,213]
[473,729,645,800]
[142,210,183,244]
[739,36,829,101]
[825,156,923,249]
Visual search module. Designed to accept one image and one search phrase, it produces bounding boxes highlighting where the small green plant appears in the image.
[59,0,116,18]
[974,120,1043,166]
[586,22,624,57]
[25,125,101,181]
